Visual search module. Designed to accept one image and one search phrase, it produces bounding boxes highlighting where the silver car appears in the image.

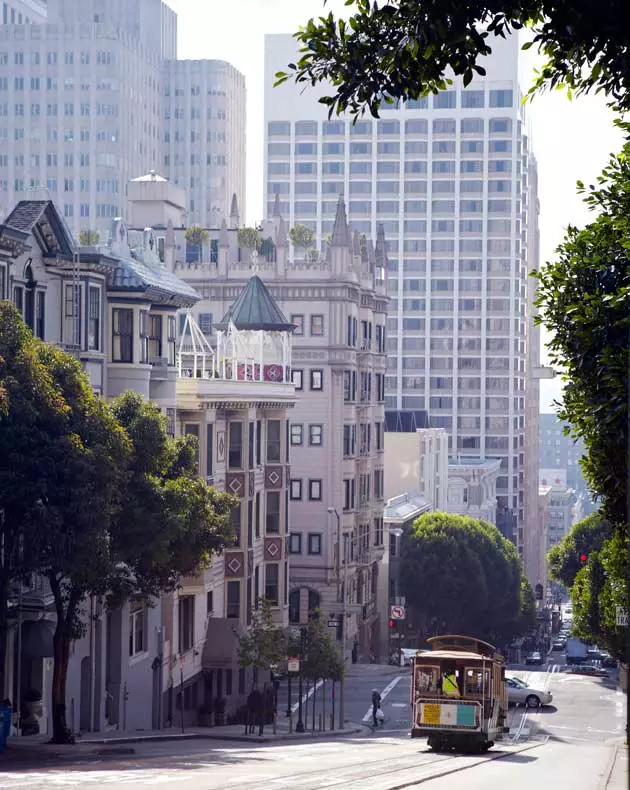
[505,675,553,707]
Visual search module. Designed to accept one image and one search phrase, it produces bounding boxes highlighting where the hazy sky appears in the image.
[166,0,623,412]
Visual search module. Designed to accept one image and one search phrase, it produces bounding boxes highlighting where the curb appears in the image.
[79,725,366,745]
[599,741,623,790]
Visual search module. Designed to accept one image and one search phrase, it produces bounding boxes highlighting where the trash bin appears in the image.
[0,706,11,740]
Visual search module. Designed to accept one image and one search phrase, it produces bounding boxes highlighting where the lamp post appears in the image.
[327,507,347,730]
[389,527,403,667]
[296,627,305,733]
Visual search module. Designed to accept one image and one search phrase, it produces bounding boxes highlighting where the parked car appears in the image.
[587,648,607,661]
[601,654,618,668]
[505,675,553,707]
[561,665,608,677]
[525,651,544,666]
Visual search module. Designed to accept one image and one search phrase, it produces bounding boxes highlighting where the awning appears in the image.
[201,617,247,670]
[20,619,55,658]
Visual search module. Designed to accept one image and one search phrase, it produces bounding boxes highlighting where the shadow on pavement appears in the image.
[495,753,538,763]
[532,704,558,714]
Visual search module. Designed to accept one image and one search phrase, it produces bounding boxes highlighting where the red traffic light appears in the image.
[389,620,395,629]
[579,553,588,563]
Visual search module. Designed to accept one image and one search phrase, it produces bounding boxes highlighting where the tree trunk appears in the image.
[51,620,73,743]
[49,577,80,745]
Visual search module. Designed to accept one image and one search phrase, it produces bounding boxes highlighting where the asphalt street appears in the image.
[274,669,412,731]
[0,657,624,789]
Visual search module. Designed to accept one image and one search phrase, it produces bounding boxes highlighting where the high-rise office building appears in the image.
[0,0,245,234]
[1,0,46,26]
[264,33,538,557]
[162,59,246,228]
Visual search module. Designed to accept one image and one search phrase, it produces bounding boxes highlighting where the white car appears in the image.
[505,675,553,708]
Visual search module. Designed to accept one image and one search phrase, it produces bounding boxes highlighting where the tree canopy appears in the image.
[571,532,627,661]
[238,598,288,681]
[237,227,263,252]
[400,512,534,646]
[547,513,610,589]
[0,304,236,742]
[78,229,100,246]
[288,224,315,249]
[278,0,630,117]
[535,137,630,536]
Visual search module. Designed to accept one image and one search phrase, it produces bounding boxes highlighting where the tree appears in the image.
[0,307,236,743]
[0,302,77,697]
[277,1,630,117]
[78,229,100,246]
[547,513,610,589]
[237,227,262,253]
[30,343,130,743]
[400,512,527,646]
[571,534,627,661]
[108,392,236,600]
[293,612,343,682]
[535,137,630,535]
[238,597,287,683]
[259,236,276,260]
[288,224,315,250]
[184,225,209,262]
[518,576,537,636]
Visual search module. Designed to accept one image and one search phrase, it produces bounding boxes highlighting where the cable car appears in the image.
[410,635,508,752]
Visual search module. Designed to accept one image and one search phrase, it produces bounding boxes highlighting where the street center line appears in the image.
[361,675,403,723]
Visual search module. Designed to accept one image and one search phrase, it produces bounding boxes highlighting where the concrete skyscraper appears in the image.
[0,0,245,234]
[264,34,540,560]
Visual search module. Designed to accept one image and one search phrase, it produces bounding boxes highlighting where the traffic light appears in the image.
[389,619,395,629]
[579,553,588,564]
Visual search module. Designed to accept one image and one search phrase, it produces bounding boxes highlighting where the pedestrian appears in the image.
[371,688,382,728]
[247,687,263,735]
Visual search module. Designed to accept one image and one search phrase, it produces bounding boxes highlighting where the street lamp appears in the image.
[327,506,347,730]
[389,526,403,667]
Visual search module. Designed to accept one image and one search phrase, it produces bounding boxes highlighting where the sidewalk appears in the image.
[345,662,409,678]
[2,718,368,765]
[605,742,628,790]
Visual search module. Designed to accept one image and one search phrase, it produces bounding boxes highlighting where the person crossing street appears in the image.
[371,688,383,728]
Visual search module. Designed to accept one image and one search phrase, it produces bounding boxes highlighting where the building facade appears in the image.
[383,424,448,509]
[161,59,246,228]
[0,0,245,234]
[264,33,539,558]
[131,175,391,663]
[544,482,578,552]
[1,0,45,25]
[0,199,199,735]
[539,413,590,496]
[446,459,502,524]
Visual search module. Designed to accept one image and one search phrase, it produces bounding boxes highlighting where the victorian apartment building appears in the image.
[0,196,294,735]
[127,174,391,662]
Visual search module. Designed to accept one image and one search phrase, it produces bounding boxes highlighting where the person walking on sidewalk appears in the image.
[371,689,382,728]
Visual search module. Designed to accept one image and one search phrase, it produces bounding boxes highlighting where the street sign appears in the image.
[327,618,340,628]
[390,605,406,620]
[616,607,628,626]
[287,657,300,673]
